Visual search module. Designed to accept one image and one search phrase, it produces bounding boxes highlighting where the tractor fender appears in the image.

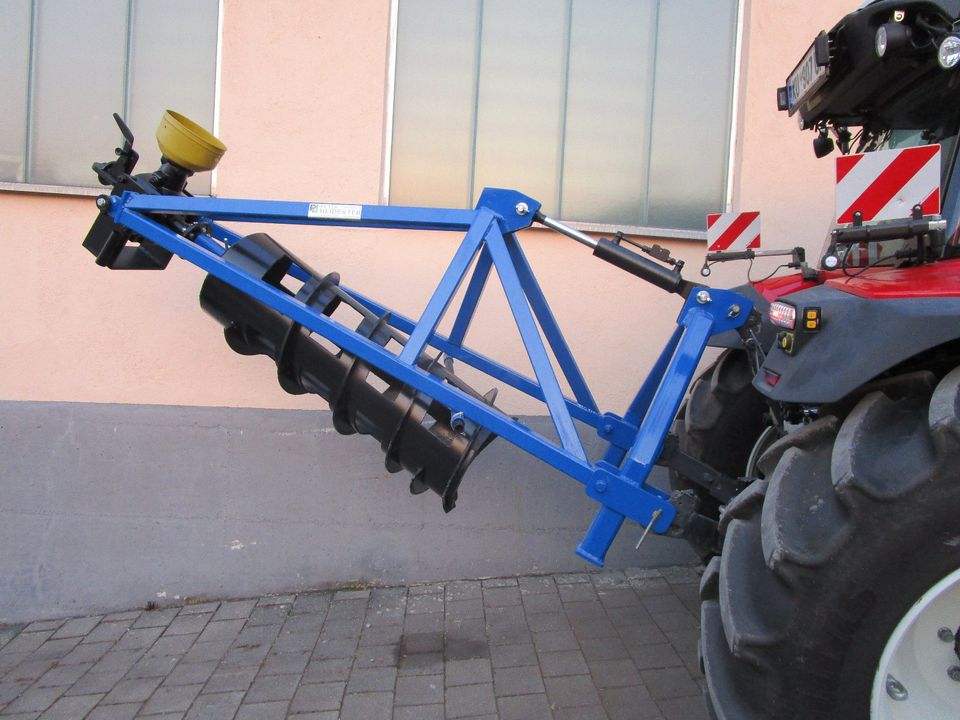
[753,283,960,403]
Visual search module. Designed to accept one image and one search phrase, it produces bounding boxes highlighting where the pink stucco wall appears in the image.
[729,1,847,258]
[0,0,851,414]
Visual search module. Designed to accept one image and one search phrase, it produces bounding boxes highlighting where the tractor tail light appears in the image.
[769,301,797,329]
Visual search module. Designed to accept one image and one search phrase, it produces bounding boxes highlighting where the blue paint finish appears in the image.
[100,189,754,567]
[121,193,480,231]
[475,188,541,233]
[587,463,675,524]
[624,313,715,479]
[192,232,228,256]
[505,233,597,412]
[598,412,644,461]
[448,246,493,347]
[483,226,586,460]
[599,325,682,468]
[113,205,596,486]
[576,290,754,564]
[346,285,605,428]
[622,325,684,433]
[576,506,626,566]
[624,290,752,481]
[398,210,494,364]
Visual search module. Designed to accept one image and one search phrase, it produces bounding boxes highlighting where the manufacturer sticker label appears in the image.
[307,203,362,221]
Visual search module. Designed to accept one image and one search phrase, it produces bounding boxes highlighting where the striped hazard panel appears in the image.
[835,144,941,224]
[706,211,760,252]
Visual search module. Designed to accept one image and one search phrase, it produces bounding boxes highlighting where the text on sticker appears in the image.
[307,203,363,221]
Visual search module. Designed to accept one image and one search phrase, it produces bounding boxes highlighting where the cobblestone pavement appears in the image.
[0,566,708,720]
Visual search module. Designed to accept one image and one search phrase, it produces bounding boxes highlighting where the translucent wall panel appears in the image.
[30,0,128,186]
[128,0,219,194]
[3,1,217,189]
[560,0,657,225]
[0,1,32,182]
[646,0,737,229]
[472,0,567,209]
[391,0,739,230]
[390,0,480,208]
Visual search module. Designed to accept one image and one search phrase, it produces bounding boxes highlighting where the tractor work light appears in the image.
[939,35,960,69]
[769,301,797,329]
[814,128,835,158]
[875,22,911,58]
[876,24,888,57]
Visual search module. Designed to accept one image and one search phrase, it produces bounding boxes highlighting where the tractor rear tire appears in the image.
[671,348,770,556]
[700,367,960,719]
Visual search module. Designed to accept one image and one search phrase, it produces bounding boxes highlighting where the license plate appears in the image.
[786,39,828,115]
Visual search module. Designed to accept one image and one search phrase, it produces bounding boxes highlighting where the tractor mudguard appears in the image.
[753,282,960,403]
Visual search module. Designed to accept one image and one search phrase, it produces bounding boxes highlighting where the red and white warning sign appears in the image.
[706,211,760,252]
[835,144,940,224]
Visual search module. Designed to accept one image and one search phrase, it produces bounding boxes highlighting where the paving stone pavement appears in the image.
[0,566,708,720]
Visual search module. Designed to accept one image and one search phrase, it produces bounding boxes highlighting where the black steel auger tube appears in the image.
[198,232,496,512]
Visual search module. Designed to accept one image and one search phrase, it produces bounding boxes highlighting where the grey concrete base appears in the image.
[0,401,697,623]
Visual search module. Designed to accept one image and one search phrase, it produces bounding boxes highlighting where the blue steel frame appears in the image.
[101,187,753,566]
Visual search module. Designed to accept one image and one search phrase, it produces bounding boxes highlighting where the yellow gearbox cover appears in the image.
[156,110,226,172]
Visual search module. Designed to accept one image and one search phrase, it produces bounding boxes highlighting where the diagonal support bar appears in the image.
[601,324,684,467]
[484,226,586,461]
[448,246,493,347]
[398,210,495,365]
[504,233,597,412]
[623,310,715,481]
